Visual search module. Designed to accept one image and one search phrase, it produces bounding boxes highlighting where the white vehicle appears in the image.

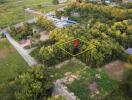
[55,21,70,28]
[105,0,111,4]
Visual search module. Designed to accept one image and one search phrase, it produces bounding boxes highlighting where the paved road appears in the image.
[5,32,37,66]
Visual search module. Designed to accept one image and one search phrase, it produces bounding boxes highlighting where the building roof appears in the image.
[125,48,132,55]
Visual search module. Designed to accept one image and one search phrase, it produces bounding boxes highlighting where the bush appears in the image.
[36,17,55,32]
[14,66,53,100]
[10,23,33,40]
[39,45,71,67]
[122,64,132,97]
[52,0,59,5]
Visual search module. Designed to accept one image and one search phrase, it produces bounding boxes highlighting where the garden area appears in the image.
[67,67,118,100]
[9,17,55,49]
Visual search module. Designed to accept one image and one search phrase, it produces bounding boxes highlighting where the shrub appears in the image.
[122,64,132,97]
[52,0,59,5]
[14,66,53,100]
[36,17,55,32]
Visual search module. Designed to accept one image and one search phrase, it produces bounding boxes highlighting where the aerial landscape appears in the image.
[0,0,132,100]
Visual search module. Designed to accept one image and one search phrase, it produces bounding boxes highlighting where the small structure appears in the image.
[122,0,132,3]
[58,0,67,3]
[71,11,80,17]
[125,48,132,63]
[125,48,132,55]
[61,16,68,20]
[89,0,102,3]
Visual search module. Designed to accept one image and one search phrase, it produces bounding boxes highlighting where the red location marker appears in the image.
[73,39,79,47]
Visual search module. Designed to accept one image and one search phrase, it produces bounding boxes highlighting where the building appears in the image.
[122,0,132,3]
[125,48,132,55]
[89,0,102,2]
[58,0,67,3]
[125,48,132,63]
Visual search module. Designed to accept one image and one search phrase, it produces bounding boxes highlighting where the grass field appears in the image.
[0,0,65,28]
[50,59,118,100]
[68,68,118,100]
[52,60,85,80]
[0,39,28,100]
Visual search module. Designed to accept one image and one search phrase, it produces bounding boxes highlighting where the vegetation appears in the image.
[36,17,55,32]
[120,2,132,9]
[32,22,128,67]
[0,39,28,100]
[52,0,59,5]
[51,60,85,80]
[67,67,118,100]
[48,96,65,100]
[14,66,53,100]
[30,2,131,67]
[105,64,132,100]
[0,0,6,3]
[122,64,132,97]
[56,2,132,24]
[1,1,132,100]
[0,0,65,28]
[10,23,33,40]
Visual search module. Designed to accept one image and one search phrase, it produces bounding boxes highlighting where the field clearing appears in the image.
[0,39,28,100]
[0,0,65,28]
[0,39,28,84]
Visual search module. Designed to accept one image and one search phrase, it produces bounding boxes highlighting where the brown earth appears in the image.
[104,60,127,82]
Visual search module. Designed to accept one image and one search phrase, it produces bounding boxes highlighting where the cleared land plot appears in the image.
[50,59,118,100]
[51,60,85,80]
[67,68,118,100]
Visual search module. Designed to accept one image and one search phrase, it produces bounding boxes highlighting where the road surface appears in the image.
[5,32,37,66]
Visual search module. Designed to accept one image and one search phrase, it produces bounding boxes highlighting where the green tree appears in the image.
[48,96,66,100]
[123,64,132,97]
[0,0,6,3]
[14,66,53,100]
[52,0,59,5]
[37,17,55,32]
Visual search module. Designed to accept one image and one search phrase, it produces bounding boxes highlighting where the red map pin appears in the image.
[73,39,79,47]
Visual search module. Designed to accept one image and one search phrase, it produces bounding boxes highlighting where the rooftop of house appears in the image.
[125,48,132,55]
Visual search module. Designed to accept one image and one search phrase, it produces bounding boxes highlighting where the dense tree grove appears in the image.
[36,17,55,32]
[10,17,55,41]
[108,20,132,48]
[56,2,132,24]
[14,66,53,100]
[10,23,33,40]
[52,0,59,5]
[35,19,130,67]
[123,64,132,96]
[0,0,6,3]
[29,2,132,67]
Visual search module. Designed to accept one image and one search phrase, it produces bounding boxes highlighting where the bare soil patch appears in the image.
[0,48,14,59]
[104,60,127,82]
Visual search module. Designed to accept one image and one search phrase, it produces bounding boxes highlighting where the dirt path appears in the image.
[5,32,37,66]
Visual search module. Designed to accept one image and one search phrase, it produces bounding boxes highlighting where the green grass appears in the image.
[0,39,28,100]
[50,59,118,100]
[51,60,85,80]
[67,68,118,100]
[0,0,66,28]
